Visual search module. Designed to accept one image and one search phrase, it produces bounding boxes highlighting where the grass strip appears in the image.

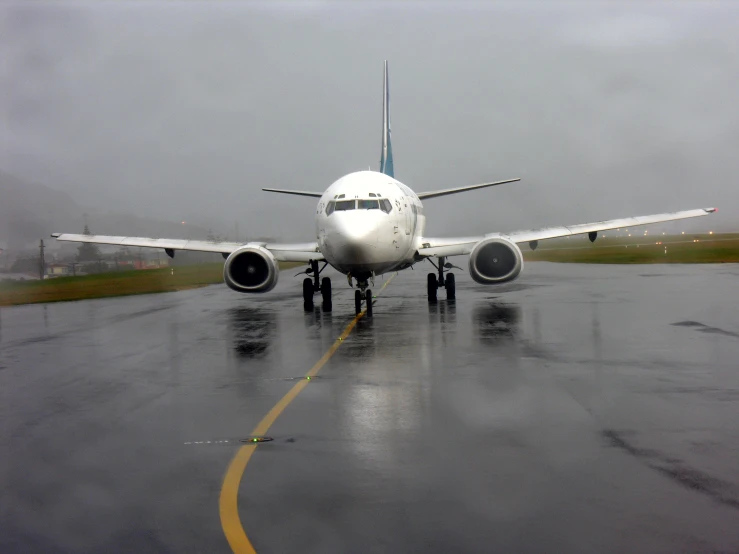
[0,262,302,307]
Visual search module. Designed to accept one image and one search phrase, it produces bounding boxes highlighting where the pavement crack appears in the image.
[602,429,739,511]
[671,321,739,338]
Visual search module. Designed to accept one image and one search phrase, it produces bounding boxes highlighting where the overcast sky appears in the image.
[2,1,738,240]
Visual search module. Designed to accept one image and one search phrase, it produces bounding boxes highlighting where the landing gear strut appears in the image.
[302,260,332,312]
[427,256,456,302]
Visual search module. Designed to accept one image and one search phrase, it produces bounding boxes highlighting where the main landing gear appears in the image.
[300,260,332,312]
[427,256,458,302]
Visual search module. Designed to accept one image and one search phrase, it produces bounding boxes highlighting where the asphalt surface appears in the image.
[1,262,739,553]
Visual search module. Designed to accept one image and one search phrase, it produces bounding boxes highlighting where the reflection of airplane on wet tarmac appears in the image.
[52,62,716,317]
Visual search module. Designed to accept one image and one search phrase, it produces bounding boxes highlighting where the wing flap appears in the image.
[51,233,241,254]
[417,207,717,258]
[507,207,717,243]
[51,234,324,261]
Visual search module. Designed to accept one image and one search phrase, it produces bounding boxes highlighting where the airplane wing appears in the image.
[416,178,520,200]
[50,233,323,262]
[418,207,718,257]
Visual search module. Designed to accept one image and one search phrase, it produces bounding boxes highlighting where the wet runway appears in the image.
[2,263,739,553]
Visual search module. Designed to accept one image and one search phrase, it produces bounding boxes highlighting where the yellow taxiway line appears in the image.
[219,274,397,553]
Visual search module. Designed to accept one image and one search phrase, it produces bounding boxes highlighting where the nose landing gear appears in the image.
[353,276,373,317]
[427,256,458,302]
[301,260,332,312]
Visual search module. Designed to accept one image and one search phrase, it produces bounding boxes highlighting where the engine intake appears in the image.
[223,245,279,293]
[468,236,524,284]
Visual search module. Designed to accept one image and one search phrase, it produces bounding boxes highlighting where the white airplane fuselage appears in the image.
[316,170,425,279]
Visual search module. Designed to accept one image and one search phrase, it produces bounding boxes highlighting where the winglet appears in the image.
[380,60,394,178]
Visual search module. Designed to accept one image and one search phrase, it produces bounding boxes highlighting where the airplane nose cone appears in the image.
[323,212,384,266]
[336,214,377,241]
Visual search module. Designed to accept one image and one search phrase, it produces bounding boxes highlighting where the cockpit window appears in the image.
[369,193,376,197]
[326,201,335,215]
[357,199,380,210]
[334,200,356,211]
[337,194,345,199]
[380,198,393,213]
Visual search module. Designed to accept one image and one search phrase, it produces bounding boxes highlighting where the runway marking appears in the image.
[219,274,397,554]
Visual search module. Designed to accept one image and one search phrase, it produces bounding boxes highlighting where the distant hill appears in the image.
[0,170,211,252]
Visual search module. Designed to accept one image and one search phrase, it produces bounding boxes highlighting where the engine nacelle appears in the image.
[468,236,524,285]
[223,245,279,293]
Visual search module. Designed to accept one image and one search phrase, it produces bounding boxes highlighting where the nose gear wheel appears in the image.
[321,277,332,312]
[354,290,362,315]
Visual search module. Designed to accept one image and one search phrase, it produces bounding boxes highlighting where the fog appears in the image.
[3,1,738,241]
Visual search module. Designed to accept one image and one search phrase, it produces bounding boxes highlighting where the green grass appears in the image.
[0,262,302,307]
[523,234,739,264]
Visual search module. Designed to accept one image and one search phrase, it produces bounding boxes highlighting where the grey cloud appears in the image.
[2,1,737,241]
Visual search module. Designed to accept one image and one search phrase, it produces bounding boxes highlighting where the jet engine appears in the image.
[468,236,524,284]
[223,245,279,293]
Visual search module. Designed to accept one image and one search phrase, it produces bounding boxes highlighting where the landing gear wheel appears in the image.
[321,277,332,312]
[445,273,456,300]
[303,277,314,311]
[427,273,438,302]
[354,289,362,315]
[365,289,373,317]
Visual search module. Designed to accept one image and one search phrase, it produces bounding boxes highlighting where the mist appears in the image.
[2,1,737,243]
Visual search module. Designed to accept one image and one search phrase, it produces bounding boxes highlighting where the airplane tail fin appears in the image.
[380,60,394,178]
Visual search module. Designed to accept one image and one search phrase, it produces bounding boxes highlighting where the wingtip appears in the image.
[705,207,718,213]
[51,233,61,238]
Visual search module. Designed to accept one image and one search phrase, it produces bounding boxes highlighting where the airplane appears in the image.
[52,61,716,317]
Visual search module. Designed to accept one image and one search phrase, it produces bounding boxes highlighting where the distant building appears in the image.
[47,264,71,277]
[132,259,169,270]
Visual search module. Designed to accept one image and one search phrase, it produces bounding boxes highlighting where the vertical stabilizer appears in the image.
[380,60,394,178]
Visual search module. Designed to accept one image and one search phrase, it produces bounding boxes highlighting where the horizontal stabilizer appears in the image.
[262,188,323,198]
[417,178,520,200]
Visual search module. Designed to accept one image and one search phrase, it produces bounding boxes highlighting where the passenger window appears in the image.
[358,199,380,210]
[326,201,335,215]
[380,199,393,213]
[334,200,356,211]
